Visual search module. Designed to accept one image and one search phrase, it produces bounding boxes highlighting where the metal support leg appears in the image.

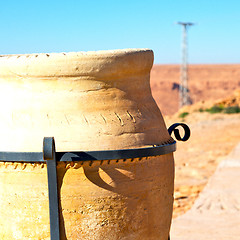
[43,137,60,240]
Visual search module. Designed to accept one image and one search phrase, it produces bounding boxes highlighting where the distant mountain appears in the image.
[150,64,240,115]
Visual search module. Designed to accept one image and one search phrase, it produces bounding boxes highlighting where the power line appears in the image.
[177,22,195,109]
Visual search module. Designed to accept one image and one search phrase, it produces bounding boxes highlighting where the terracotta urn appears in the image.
[0,49,174,239]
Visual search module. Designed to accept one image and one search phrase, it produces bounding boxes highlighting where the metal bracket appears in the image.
[43,137,60,240]
[0,123,190,239]
[168,123,190,142]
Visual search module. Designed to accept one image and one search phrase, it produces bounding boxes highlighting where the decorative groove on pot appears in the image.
[0,155,165,170]
[0,162,46,169]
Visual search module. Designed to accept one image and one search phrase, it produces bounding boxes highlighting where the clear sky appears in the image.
[1,0,240,64]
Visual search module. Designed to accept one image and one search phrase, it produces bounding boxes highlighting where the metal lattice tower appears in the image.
[177,22,195,109]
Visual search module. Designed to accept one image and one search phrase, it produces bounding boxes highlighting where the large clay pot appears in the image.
[0,49,174,239]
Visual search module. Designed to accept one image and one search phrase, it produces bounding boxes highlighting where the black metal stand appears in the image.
[0,123,190,240]
[44,137,60,240]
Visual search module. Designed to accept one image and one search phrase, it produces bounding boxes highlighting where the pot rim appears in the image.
[0,48,154,79]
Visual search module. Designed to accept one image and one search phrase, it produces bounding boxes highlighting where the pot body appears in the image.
[0,49,174,239]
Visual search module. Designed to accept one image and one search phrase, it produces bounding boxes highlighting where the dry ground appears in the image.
[165,112,240,218]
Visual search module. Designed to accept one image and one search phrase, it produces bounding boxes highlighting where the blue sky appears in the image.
[1,0,240,64]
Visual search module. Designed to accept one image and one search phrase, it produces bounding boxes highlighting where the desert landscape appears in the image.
[150,64,240,218]
[151,64,240,115]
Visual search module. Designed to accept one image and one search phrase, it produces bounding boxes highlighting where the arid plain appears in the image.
[150,64,240,217]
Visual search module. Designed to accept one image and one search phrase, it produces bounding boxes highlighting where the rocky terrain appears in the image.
[150,64,240,218]
[150,64,240,115]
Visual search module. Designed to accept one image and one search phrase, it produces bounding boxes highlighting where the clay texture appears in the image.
[0,49,174,239]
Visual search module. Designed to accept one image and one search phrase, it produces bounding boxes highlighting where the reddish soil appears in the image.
[150,64,240,116]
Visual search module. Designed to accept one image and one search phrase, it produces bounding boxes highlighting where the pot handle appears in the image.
[168,123,190,142]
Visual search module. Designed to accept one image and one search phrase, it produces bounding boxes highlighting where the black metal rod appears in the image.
[56,142,176,162]
[43,137,60,240]
[0,151,43,162]
[0,141,176,163]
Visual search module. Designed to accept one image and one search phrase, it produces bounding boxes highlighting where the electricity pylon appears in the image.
[177,22,194,109]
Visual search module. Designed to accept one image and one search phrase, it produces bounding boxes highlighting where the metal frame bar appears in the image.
[0,142,176,163]
[43,137,60,240]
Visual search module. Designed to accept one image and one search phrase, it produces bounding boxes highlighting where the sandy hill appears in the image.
[150,64,240,116]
